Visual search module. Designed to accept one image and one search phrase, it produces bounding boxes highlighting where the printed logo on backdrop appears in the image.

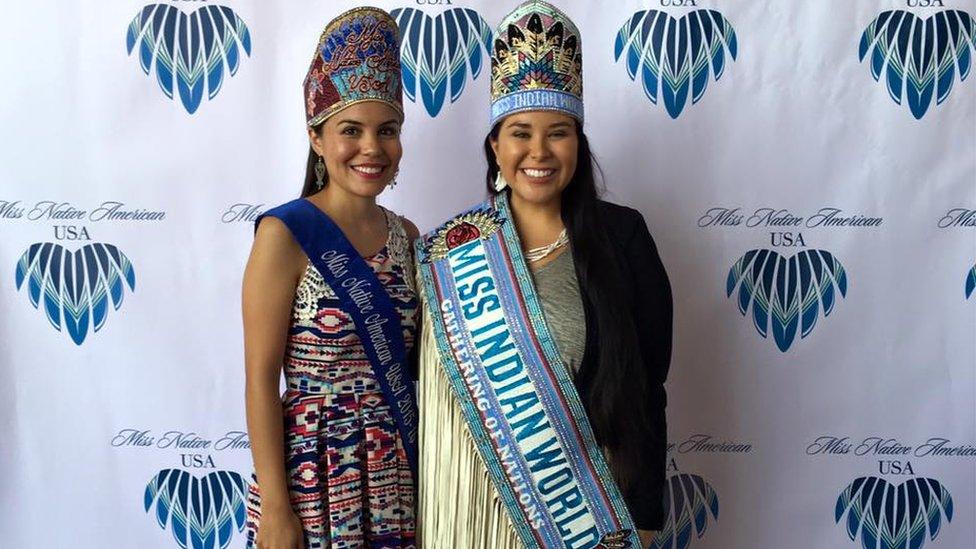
[650,434,751,549]
[858,2,976,119]
[220,203,265,224]
[390,2,494,117]
[699,207,884,352]
[2,199,165,345]
[126,2,253,114]
[806,435,974,548]
[967,263,975,299]
[613,1,738,119]
[111,428,251,549]
[936,208,976,299]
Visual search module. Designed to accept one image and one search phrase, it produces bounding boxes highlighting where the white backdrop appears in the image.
[1,1,974,548]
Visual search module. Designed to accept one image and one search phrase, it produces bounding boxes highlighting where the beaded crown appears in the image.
[304,7,403,127]
[490,0,584,126]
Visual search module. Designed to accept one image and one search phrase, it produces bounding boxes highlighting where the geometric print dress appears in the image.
[246,208,418,549]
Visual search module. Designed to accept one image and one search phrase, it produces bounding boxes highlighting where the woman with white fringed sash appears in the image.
[413,2,673,548]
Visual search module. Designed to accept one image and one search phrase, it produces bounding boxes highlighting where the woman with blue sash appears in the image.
[415,2,672,548]
[242,8,420,549]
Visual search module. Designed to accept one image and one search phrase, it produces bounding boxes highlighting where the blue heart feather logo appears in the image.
[966,264,975,299]
[144,469,248,549]
[859,9,976,119]
[126,4,252,114]
[651,473,719,549]
[15,242,136,345]
[726,249,848,352]
[390,8,494,117]
[835,477,953,549]
[614,9,738,119]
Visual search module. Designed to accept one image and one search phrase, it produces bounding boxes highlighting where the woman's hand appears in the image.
[254,505,306,549]
[637,529,657,548]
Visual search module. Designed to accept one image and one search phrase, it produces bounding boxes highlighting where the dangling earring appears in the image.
[314,156,326,190]
[388,168,399,188]
[493,169,508,192]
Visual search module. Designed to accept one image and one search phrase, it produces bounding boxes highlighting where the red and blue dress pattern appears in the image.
[246,209,417,549]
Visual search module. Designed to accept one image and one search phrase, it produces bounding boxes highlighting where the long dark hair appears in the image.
[300,123,325,197]
[484,122,653,492]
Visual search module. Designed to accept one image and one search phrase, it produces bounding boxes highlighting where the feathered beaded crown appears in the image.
[303,7,403,127]
[490,0,584,126]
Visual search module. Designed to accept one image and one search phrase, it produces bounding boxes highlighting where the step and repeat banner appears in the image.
[1,0,974,547]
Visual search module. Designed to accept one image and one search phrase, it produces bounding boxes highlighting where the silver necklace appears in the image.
[525,229,569,263]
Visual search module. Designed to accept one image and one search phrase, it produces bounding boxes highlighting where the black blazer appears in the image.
[571,200,673,531]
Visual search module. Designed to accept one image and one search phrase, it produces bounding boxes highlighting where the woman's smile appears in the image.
[350,163,388,180]
[520,167,557,183]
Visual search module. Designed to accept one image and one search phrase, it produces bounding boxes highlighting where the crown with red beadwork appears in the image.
[490,0,584,126]
[304,7,403,127]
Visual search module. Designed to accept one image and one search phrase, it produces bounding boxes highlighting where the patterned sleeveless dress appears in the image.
[246,208,418,549]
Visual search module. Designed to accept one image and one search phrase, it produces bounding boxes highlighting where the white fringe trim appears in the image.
[417,307,523,549]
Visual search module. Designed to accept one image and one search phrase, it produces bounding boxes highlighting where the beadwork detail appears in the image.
[490,0,584,125]
[303,7,404,127]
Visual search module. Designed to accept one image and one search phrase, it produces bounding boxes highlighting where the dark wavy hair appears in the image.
[300,123,326,197]
[483,122,653,491]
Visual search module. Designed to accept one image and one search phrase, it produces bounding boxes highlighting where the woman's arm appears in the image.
[242,217,306,548]
[402,217,420,241]
[403,217,422,379]
[624,209,674,533]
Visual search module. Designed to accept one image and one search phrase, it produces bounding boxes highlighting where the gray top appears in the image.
[531,248,586,376]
